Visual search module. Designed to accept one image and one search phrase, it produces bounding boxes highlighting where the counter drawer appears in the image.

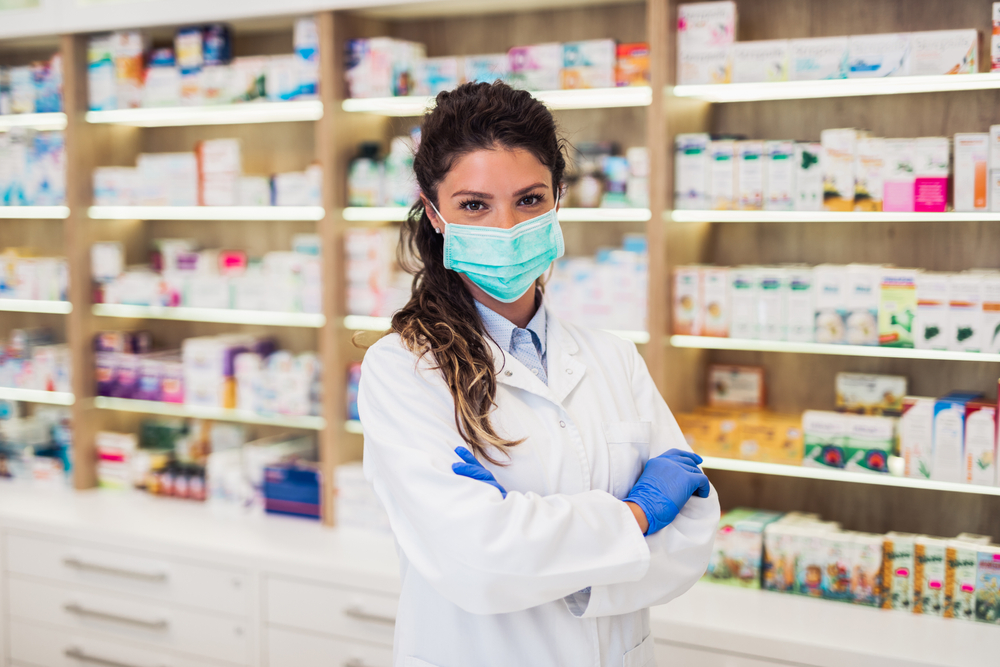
[266,575,396,646]
[267,627,393,667]
[10,619,225,667]
[7,576,250,665]
[5,531,249,616]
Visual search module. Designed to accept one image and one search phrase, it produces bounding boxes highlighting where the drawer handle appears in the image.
[343,605,396,626]
[65,646,164,667]
[64,556,168,582]
[64,602,169,630]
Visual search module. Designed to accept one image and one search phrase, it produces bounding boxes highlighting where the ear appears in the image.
[420,193,444,234]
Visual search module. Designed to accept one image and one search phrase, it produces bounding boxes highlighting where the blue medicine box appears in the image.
[263,463,321,520]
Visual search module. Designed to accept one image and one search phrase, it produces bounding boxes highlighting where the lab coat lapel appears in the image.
[490,337,557,402]
[546,316,586,404]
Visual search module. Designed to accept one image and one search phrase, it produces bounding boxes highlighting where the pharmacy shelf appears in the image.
[92,397,325,430]
[342,86,653,116]
[672,73,1000,103]
[343,206,652,223]
[0,387,74,406]
[84,101,323,127]
[0,206,70,219]
[345,315,649,344]
[701,456,1000,497]
[0,112,67,132]
[345,419,363,435]
[670,335,1000,363]
[670,210,1000,223]
[88,206,325,221]
[92,304,325,327]
[0,299,72,314]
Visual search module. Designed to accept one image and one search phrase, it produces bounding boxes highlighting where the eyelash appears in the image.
[457,194,545,212]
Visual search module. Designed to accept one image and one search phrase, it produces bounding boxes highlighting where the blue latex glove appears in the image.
[452,447,507,498]
[625,449,710,536]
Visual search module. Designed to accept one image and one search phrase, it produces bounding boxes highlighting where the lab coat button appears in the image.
[531,368,538,375]
[559,421,566,428]
[566,368,573,375]
[504,370,512,376]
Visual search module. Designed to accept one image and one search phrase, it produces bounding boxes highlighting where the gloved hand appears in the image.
[452,447,507,498]
[625,449,710,536]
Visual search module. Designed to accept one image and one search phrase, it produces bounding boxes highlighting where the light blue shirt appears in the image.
[474,297,548,385]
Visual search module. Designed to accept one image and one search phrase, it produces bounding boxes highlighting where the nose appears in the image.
[498,204,521,230]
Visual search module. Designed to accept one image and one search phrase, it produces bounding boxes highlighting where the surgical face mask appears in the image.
[429,194,564,303]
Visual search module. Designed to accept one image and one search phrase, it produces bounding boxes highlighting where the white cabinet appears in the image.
[266,627,393,667]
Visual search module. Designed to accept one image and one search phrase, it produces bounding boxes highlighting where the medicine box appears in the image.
[674,133,710,209]
[914,136,949,213]
[764,140,795,211]
[910,30,978,76]
[508,43,562,91]
[854,137,884,212]
[900,396,935,480]
[793,142,823,211]
[415,57,461,96]
[882,532,917,612]
[974,547,1000,623]
[948,273,983,352]
[844,414,895,474]
[731,40,789,83]
[813,264,848,344]
[878,268,917,348]
[701,266,730,337]
[835,372,907,416]
[821,532,854,602]
[852,532,886,607]
[846,33,911,78]
[882,138,916,212]
[820,128,859,211]
[953,133,989,212]
[678,408,743,459]
[464,53,510,84]
[845,264,881,346]
[672,266,701,335]
[803,410,848,469]
[729,267,758,339]
[795,523,841,597]
[790,37,849,80]
[709,140,736,210]
[915,271,950,350]
[706,508,782,589]
[737,140,764,210]
[964,401,997,486]
[678,48,732,85]
[994,3,1000,73]
[981,272,1000,353]
[616,43,650,87]
[932,393,981,484]
[755,267,787,340]
[677,1,737,51]
[736,414,803,465]
[561,40,615,89]
[914,536,948,616]
[707,364,764,409]
[945,540,982,621]
[785,266,815,343]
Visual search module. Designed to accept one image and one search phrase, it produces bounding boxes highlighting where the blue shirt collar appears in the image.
[474,295,547,357]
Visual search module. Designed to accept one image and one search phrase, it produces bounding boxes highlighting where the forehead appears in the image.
[441,147,551,194]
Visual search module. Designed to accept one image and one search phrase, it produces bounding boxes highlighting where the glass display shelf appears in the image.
[0,299,72,314]
[670,335,1000,363]
[670,210,1000,223]
[92,304,325,327]
[673,73,1000,103]
[88,206,325,221]
[93,397,325,430]
[701,456,1000,496]
[84,101,323,127]
[346,315,649,344]
[0,387,74,406]
[344,206,652,223]
[343,86,653,116]
[0,206,70,219]
[0,112,67,132]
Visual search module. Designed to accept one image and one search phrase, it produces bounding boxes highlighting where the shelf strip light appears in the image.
[345,420,364,434]
[673,73,1000,103]
[85,101,323,127]
[88,206,325,221]
[0,387,75,406]
[0,299,72,314]
[343,86,652,116]
[0,112,67,132]
[93,304,324,327]
[701,456,1000,496]
[670,335,1000,362]
[93,397,325,430]
[0,206,70,219]
[670,210,1000,223]
[343,207,652,223]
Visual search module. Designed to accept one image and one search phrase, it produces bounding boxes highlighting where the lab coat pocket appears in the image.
[603,420,652,500]
[622,633,656,667]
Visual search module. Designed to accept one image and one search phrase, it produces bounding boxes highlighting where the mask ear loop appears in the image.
[425,197,446,234]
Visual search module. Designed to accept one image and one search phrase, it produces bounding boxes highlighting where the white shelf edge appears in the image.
[0,112,67,132]
[672,73,1000,103]
[670,210,1000,223]
[92,304,324,327]
[669,335,1000,362]
[88,206,325,221]
[343,207,652,223]
[345,419,363,434]
[343,86,652,116]
[0,387,74,406]
[0,299,71,314]
[0,206,70,219]
[93,397,325,430]
[701,456,1000,496]
[85,101,323,127]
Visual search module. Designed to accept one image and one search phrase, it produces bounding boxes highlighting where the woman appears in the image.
[358,81,720,667]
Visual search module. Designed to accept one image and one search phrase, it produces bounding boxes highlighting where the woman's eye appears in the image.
[461,200,485,211]
[520,195,543,206]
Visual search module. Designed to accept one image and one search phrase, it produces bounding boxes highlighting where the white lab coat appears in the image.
[359,312,720,667]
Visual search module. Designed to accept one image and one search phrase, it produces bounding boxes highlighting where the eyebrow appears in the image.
[450,182,549,199]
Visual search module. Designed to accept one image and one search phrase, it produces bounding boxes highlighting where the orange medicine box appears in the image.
[677,408,747,459]
[615,42,650,87]
[736,414,804,465]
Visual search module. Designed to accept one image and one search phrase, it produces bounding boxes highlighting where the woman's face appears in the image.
[423,147,556,232]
